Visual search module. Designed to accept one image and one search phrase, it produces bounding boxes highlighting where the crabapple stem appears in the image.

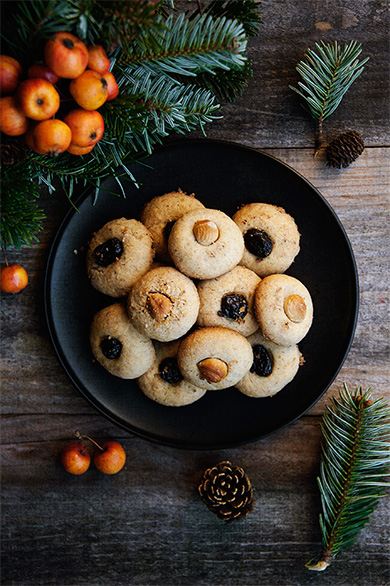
[75,430,104,451]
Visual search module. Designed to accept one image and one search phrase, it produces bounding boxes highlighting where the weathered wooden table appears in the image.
[1,1,389,585]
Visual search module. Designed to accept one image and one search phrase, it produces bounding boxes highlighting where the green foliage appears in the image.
[290,40,369,122]
[118,12,248,74]
[306,384,390,571]
[196,0,262,38]
[0,0,260,249]
[1,167,46,249]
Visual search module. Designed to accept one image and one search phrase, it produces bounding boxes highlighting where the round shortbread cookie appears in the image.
[140,189,205,262]
[196,265,261,336]
[127,266,200,342]
[177,326,253,390]
[90,302,155,378]
[235,331,302,398]
[233,203,300,277]
[86,217,154,297]
[137,340,207,406]
[168,208,245,280]
[254,274,313,346]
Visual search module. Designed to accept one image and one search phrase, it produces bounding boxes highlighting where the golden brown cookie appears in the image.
[233,203,300,277]
[196,265,261,336]
[177,326,253,390]
[86,217,154,297]
[137,340,207,406]
[90,302,155,378]
[168,208,245,279]
[140,189,205,262]
[254,274,313,346]
[235,331,302,398]
[127,266,200,342]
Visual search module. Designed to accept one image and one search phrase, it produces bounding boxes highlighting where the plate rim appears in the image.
[44,138,359,449]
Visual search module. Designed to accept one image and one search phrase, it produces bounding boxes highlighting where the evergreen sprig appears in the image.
[0,0,260,249]
[195,0,262,38]
[0,171,45,249]
[290,40,369,151]
[306,385,390,571]
[118,12,248,74]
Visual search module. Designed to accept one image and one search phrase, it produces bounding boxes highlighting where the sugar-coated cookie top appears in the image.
[127,266,200,342]
[90,302,156,379]
[233,203,300,277]
[86,217,154,297]
[140,189,205,262]
[254,274,313,346]
[168,208,245,279]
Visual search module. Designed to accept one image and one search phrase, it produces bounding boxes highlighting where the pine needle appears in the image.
[306,384,390,571]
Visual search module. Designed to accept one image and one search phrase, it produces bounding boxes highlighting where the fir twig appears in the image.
[193,59,254,102]
[290,41,369,153]
[117,12,248,75]
[306,384,390,571]
[0,0,260,249]
[195,0,262,38]
[0,170,46,249]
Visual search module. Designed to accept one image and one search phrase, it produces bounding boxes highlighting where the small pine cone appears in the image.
[198,461,254,521]
[326,130,365,168]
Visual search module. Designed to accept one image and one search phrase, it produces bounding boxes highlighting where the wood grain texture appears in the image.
[1,1,389,585]
[199,0,390,148]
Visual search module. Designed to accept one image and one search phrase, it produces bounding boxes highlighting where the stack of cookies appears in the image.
[87,189,313,407]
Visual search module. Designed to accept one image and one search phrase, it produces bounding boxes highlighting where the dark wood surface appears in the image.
[1,1,389,585]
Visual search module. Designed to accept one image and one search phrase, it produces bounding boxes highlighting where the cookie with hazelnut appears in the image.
[137,340,207,406]
[127,266,200,342]
[235,331,302,398]
[168,208,245,280]
[197,265,261,336]
[86,217,154,297]
[177,326,253,390]
[140,189,205,262]
[233,203,300,277]
[90,302,155,378]
[254,274,313,346]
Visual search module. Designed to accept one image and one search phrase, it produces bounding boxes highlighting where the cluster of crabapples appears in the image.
[0,32,119,156]
[61,432,126,476]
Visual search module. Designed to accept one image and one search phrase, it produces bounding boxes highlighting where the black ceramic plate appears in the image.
[45,139,358,449]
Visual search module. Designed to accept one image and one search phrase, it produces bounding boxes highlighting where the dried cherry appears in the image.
[250,344,273,376]
[218,293,248,321]
[94,237,123,267]
[100,336,122,359]
[244,228,273,258]
[159,357,183,384]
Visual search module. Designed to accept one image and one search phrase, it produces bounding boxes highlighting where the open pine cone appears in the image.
[198,461,254,521]
[326,130,365,168]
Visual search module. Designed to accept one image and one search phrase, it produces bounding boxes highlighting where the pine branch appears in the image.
[1,167,46,249]
[195,0,262,38]
[306,384,390,571]
[117,13,248,75]
[108,66,221,151]
[192,59,254,102]
[0,0,259,249]
[290,41,369,151]
[74,0,172,48]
